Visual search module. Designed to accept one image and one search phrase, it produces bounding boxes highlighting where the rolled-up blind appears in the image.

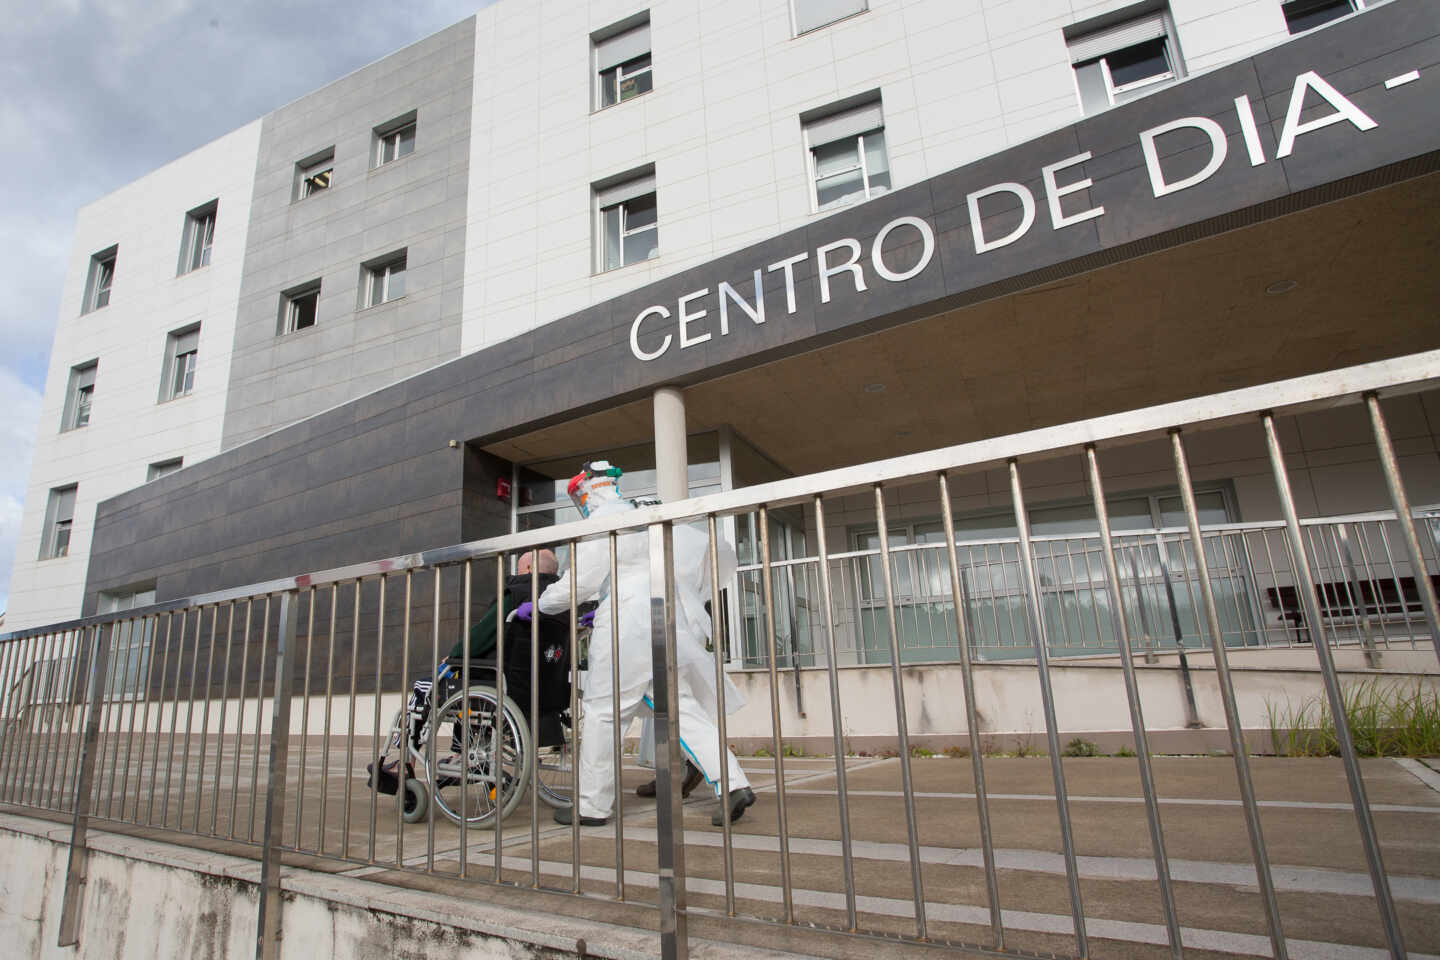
[1068,12,1167,63]
[805,100,883,147]
[596,172,655,209]
[596,22,649,72]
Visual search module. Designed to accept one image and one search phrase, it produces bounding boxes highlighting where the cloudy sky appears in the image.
[0,0,493,614]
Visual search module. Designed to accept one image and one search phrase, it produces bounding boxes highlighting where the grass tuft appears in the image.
[1267,680,1440,757]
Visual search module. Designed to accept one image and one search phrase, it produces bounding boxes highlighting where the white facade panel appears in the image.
[6,121,263,630]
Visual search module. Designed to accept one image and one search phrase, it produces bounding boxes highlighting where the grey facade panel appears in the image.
[220,16,476,450]
[85,3,1440,632]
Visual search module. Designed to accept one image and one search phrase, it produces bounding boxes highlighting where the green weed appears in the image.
[1267,680,1440,757]
[1062,738,1100,758]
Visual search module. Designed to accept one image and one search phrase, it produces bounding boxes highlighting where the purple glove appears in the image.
[579,609,596,629]
[513,601,534,621]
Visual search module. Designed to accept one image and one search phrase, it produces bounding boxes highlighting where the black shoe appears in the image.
[553,806,609,827]
[711,787,756,826]
[636,761,705,799]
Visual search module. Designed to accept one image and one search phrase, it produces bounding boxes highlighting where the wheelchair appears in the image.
[369,652,578,828]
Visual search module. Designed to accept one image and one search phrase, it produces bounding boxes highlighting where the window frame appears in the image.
[594,173,659,273]
[279,281,322,334]
[360,252,407,308]
[83,247,117,314]
[146,458,183,482]
[372,113,417,169]
[1067,5,1185,116]
[160,325,200,403]
[41,485,78,561]
[294,147,336,201]
[61,361,98,432]
[177,200,217,275]
[1281,0,1363,34]
[802,96,891,213]
[791,0,868,37]
[592,14,653,111]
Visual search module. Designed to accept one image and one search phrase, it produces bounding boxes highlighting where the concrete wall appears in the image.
[220,18,477,450]
[6,122,264,631]
[0,813,658,959]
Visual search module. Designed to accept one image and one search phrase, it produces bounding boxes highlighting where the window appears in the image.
[280,280,321,333]
[792,0,867,35]
[147,458,183,482]
[803,96,891,211]
[373,112,416,168]
[83,247,117,313]
[178,201,216,274]
[1282,0,1362,33]
[41,485,77,560]
[61,361,97,431]
[98,585,157,700]
[1068,5,1184,115]
[161,326,199,401]
[595,169,658,272]
[361,253,406,307]
[594,15,652,109]
[295,147,335,200]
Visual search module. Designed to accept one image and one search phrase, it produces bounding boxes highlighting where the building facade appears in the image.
[8,0,1438,682]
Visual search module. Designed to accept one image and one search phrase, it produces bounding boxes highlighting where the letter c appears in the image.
[630,305,672,361]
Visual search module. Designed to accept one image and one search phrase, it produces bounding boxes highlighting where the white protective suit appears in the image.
[536,483,748,820]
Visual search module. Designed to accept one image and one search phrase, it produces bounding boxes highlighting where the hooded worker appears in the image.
[521,460,754,827]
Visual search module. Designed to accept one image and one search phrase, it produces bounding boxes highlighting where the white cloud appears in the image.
[0,368,43,615]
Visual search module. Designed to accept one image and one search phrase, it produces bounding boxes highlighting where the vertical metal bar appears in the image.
[0,635,27,801]
[190,609,216,832]
[757,505,796,924]
[872,487,928,940]
[648,521,688,960]
[1352,526,1393,647]
[1261,415,1406,959]
[161,608,190,827]
[425,568,439,872]
[177,608,203,829]
[230,601,254,837]
[318,587,337,853]
[566,545,580,892]
[530,551,541,888]
[144,613,176,826]
[28,629,61,807]
[1172,430,1287,960]
[249,596,272,843]
[396,570,412,867]
[1085,447,1183,958]
[1336,524,1382,667]
[1128,547,1159,663]
[17,631,51,806]
[1366,392,1440,661]
[1008,459,1086,956]
[460,561,470,880]
[708,515,739,916]
[56,623,111,947]
[211,604,236,836]
[1235,532,1272,648]
[294,588,316,847]
[609,533,625,898]
[1374,523,1419,646]
[102,621,134,819]
[254,590,299,960]
[344,581,361,859]
[493,555,506,883]
[937,474,1003,948]
[9,633,40,803]
[52,630,84,812]
[368,574,387,863]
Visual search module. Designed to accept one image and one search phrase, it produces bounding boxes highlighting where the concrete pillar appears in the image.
[654,386,687,502]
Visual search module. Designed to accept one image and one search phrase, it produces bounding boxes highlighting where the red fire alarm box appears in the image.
[496,476,512,501]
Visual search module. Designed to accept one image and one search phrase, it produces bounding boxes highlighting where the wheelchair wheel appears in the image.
[400,777,429,823]
[535,709,575,810]
[430,685,531,827]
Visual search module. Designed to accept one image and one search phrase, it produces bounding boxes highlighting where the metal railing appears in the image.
[1,354,1439,960]
[731,508,1440,669]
